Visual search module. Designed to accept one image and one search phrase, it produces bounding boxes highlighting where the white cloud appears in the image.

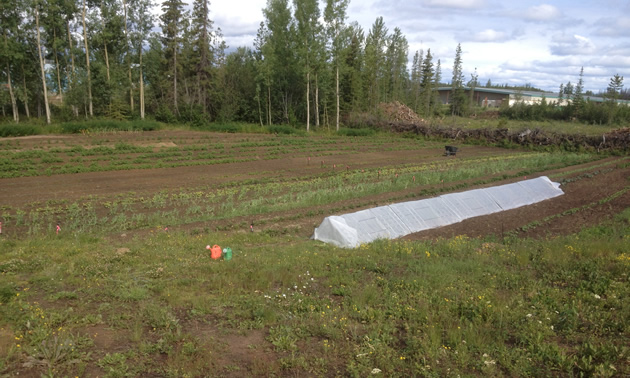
[594,16,630,37]
[458,29,510,43]
[550,34,597,56]
[524,4,561,22]
[423,0,487,9]
[589,56,630,69]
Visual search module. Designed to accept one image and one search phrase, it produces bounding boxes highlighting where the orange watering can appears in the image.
[207,244,222,260]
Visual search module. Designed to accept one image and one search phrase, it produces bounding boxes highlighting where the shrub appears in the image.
[178,105,208,126]
[155,106,177,124]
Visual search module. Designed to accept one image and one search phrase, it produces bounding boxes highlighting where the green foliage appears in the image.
[59,120,160,134]
[500,100,630,125]
[0,124,41,137]
[154,106,178,124]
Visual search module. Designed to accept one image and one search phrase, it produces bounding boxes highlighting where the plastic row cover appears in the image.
[312,176,563,248]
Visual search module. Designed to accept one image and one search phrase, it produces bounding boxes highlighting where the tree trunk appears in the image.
[122,0,133,111]
[3,33,18,122]
[267,85,271,125]
[35,8,51,124]
[104,40,110,83]
[53,29,63,102]
[336,65,340,131]
[257,86,263,127]
[173,48,178,114]
[67,20,75,74]
[21,64,30,118]
[66,20,78,117]
[139,47,144,119]
[6,64,18,123]
[315,73,319,128]
[306,71,310,132]
[82,0,93,116]
[282,92,289,124]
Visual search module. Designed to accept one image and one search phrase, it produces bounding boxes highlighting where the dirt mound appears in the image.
[378,102,425,124]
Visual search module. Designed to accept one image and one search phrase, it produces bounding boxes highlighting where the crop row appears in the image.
[1,152,602,237]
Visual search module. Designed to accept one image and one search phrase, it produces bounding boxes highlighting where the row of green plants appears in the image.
[1,208,628,376]
[1,152,603,237]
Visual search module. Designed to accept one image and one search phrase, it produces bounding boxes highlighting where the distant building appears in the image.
[436,87,630,107]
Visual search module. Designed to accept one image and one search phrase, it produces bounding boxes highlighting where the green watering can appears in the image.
[222,247,232,261]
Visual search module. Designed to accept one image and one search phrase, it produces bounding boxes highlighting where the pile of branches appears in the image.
[389,122,629,153]
[378,101,425,124]
[357,102,627,153]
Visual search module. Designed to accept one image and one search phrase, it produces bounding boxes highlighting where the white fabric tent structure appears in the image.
[312,176,563,248]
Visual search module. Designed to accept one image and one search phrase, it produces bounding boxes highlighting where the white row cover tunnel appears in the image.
[312,176,563,248]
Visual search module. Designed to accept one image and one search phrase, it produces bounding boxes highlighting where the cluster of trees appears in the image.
[502,72,629,124]
[1,0,452,129]
[2,0,626,129]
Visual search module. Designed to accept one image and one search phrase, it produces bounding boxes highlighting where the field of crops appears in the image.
[1,129,629,376]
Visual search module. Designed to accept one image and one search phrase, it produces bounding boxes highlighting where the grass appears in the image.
[0,217,628,376]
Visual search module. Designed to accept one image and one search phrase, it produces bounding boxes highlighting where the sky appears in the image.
[170,0,630,93]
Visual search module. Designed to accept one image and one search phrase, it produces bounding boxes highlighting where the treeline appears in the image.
[0,0,447,129]
[501,71,630,124]
[0,0,626,129]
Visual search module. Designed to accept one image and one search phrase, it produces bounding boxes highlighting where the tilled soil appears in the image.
[1,131,628,241]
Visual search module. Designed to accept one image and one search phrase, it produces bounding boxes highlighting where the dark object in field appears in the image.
[444,146,458,156]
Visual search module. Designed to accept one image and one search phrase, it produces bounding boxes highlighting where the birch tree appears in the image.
[294,0,321,131]
[34,2,52,124]
[324,0,348,131]
[81,0,93,116]
[129,0,154,119]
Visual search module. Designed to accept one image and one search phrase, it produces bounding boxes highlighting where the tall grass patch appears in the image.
[59,120,160,134]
